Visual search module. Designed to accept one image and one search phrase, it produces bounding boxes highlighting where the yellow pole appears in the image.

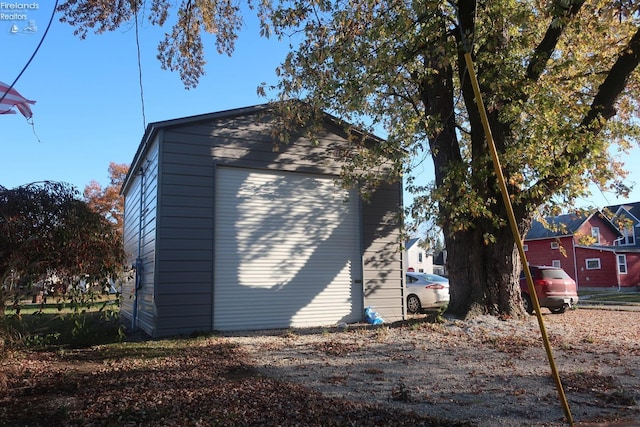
[462,52,574,426]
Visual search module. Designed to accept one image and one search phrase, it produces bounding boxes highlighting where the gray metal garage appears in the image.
[120,103,405,337]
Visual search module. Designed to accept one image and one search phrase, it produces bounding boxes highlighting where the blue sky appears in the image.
[1,3,289,192]
[1,2,639,210]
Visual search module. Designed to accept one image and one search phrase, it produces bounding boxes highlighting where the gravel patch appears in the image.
[225,310,640,426]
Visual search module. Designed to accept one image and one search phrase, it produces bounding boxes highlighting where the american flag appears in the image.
[0,81,36,120]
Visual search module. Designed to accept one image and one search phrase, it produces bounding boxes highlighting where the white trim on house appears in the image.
[617,254,628,274]
[619,226,636,246]
[614,206,640,225]
[585,258,601,270]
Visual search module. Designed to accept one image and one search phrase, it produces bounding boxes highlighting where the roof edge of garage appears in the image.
[121,103,277,195]
[120,100,389,195]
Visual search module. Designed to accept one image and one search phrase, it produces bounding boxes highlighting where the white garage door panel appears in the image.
[214,167,362,331]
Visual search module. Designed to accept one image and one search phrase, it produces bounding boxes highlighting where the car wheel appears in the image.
[521,293,534,315]
[407,295,422,314]
[549,306,567,314]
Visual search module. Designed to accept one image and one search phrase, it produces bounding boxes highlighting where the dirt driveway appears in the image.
[1,308,638,426]
[227,309,640,426]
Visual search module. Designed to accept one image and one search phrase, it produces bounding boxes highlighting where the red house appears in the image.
[524,205,640,290]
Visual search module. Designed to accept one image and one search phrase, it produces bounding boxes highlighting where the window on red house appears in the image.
[617,254,627,274]
[586,258,601,270]
[622,227,635,245]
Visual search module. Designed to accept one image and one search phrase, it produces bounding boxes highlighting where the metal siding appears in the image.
[361,182,405,322]
[121,185,139,324]
[121,137,159,336]
[162,115,345,176]
[123,107,404,336]
[214,167,362,331]
[153,133,215,337]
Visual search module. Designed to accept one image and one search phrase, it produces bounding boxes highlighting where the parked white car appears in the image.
[405,272,450,313]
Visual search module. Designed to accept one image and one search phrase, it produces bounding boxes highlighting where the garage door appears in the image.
[214,167,362,331]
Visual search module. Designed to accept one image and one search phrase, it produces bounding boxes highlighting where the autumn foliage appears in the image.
[83,162,128,232]
[57,1,640,317]
[0,181,125,312]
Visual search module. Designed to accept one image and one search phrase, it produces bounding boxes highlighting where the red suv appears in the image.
[520,266,578,314]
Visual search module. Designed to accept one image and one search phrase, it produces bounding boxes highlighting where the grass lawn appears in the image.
[4,295,119,316]
[1,294,123,348]
[580,291,640,303]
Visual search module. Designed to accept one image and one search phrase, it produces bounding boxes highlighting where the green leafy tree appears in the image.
[58,0,640,318]
[0,182,125,314]
[57,0,264,88]
[267,0,640,318]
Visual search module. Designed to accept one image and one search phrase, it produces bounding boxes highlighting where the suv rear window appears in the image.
[539,268,571,280]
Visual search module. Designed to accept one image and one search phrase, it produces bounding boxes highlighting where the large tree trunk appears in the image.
[443,221,527,319]
[420,5,538,320]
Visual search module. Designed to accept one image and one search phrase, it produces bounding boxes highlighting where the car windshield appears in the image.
[540,269,571,280]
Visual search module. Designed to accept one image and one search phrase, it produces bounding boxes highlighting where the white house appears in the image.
[405,238,433,274]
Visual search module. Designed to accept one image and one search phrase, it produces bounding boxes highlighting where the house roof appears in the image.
[606,201,640,225]
[574,244,640,253]
[405,238,420,250]
[527,213,589,239]
[526,211,621,240]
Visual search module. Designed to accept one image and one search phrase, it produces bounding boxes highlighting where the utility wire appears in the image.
[0,0,59,106]
[133,1,147,131]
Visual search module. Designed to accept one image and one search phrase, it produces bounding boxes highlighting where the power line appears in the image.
[0,0,59,107]
[133,1,147,131]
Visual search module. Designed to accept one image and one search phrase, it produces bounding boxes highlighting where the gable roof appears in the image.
[405,238,420,250]
[526,211,621,240]
[120,101,386,195]
[606,201,640,225]
[527,213,589,239]
[121,103,268,195]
